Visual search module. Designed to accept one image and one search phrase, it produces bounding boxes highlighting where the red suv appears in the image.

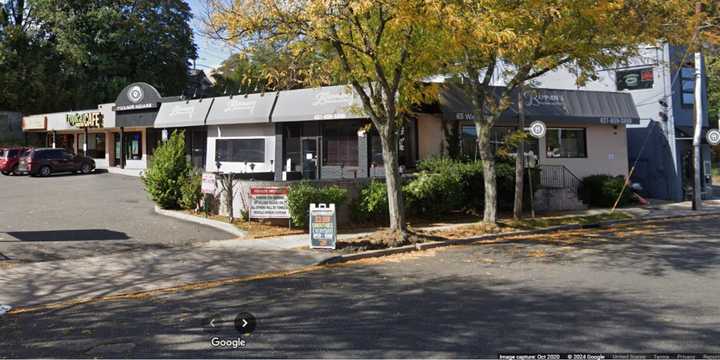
[0,147,29,176]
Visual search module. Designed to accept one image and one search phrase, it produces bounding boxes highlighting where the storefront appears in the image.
[111,82,180,173]
[436,85,640,179]
[21,114,48,147]
[203,92,277,179]
[270,85,421,180]
[154,98,213,169]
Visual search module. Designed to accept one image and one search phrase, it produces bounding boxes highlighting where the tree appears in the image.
[142,130,191,209]
[210,43,334,95]
[439,0,692,223]
[0,0,198,114]
[207,0,442,243]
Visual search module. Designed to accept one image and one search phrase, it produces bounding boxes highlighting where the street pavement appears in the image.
[1,215,719,358]
[0,172,233,262]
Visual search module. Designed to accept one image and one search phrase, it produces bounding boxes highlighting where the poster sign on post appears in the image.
[250,187,290,219]
[309,203,337,249]
[201,173,216,194]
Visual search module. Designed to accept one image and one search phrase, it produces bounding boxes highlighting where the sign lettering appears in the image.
[250,187,290,219]
[66,112,104,128]
[309,203,337,249]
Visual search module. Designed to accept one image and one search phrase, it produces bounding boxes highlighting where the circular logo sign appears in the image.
[529,120,546,138]
[707,129,720,146]
[127,85,144,104]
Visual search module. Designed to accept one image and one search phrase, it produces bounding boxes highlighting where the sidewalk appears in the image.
[3,199,720,309]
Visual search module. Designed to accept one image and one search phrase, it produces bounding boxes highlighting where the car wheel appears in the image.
[80,163,92,174]
[39,166,51,177]
[0,171,8,176]
[11,165,21,176]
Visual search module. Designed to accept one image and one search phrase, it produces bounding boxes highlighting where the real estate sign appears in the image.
[249,187,290,219]
[309,203,337,249]
[201,173,216,194]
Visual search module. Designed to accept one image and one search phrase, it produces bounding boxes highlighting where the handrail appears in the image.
[537,164,581,191]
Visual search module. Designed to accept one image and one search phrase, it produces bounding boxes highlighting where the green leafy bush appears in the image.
[142,130,190,209]
[288,182,348,227]
[352,180,389,222]
[179,169,202,210]
[579,175,634,207]
[403,170,465,216]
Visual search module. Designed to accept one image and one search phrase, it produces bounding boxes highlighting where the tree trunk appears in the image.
[475,121,497,223]
[513,88,526,220]
[379,125,407,239]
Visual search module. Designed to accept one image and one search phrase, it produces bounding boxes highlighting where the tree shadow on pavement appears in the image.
[0,257,718,358]
[490,216,720,277]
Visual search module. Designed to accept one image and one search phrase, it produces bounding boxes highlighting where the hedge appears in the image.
[287,182,348,228]
[353,157,540,220]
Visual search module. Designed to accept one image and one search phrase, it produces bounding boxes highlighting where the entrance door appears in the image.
[113,133,121,167]
[301,137,319,179]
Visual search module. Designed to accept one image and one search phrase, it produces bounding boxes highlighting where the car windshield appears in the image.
[0,149,6,159]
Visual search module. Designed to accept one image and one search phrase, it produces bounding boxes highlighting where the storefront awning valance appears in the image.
[206,93,277,125]
[272,85,367,123]
[154,98,214,128]
[439,85,641,125]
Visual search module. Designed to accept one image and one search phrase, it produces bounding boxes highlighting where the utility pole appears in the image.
[513,86,526,220]
[692,2,705,210]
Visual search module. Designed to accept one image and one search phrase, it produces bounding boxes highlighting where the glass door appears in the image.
[113,133,121,166]
[301,137,319,179]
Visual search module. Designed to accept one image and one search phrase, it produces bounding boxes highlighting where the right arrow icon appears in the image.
[234,312,257,334]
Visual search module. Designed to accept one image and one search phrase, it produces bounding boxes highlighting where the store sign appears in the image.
[249,187,290,219]
[616,68,654,91]
[201,173,216,194]
[114,83,162,112]
[66,112,104,128]
[599,117,635,125]
[22,115,47,130]
[309,203,336,249]
[115,103,159,111]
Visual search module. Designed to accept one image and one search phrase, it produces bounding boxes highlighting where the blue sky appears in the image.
[188,0,235,69]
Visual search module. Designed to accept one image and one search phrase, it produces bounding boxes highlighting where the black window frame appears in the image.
[680,65,695,108]
[215,138,266,163]
[545,127,588,159]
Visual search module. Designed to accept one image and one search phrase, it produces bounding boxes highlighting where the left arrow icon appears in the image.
[202,313,222,334]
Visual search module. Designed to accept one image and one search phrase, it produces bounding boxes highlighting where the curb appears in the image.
[153,206,247,238]
[317,210,720,265]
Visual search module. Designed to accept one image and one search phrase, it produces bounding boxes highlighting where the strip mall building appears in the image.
[22,82,640,207]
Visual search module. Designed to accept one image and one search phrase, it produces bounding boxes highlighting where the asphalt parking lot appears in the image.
[0,171,233,262]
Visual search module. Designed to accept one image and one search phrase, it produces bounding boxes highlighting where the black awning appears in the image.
[115,110,159,128]
[439,85,641,125]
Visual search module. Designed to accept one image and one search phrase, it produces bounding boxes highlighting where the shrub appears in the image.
[288,182,348,227]
[352,180,389,222]
[179,169,202,210]
[142,130,190,209]
[403,170,465,217]
[579,175,634,208]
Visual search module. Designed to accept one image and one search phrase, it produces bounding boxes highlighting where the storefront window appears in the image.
[86,133,106,159]
[283,125,302,171]
[125,132,142,160]
[323,121,358,166]
[216,138,265,163]
[56,134,75,153]
[461,125,513,158]
[546,128,587,158]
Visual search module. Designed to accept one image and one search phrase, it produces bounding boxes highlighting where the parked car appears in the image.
[0,147,29,175]
[17,148,95,177]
